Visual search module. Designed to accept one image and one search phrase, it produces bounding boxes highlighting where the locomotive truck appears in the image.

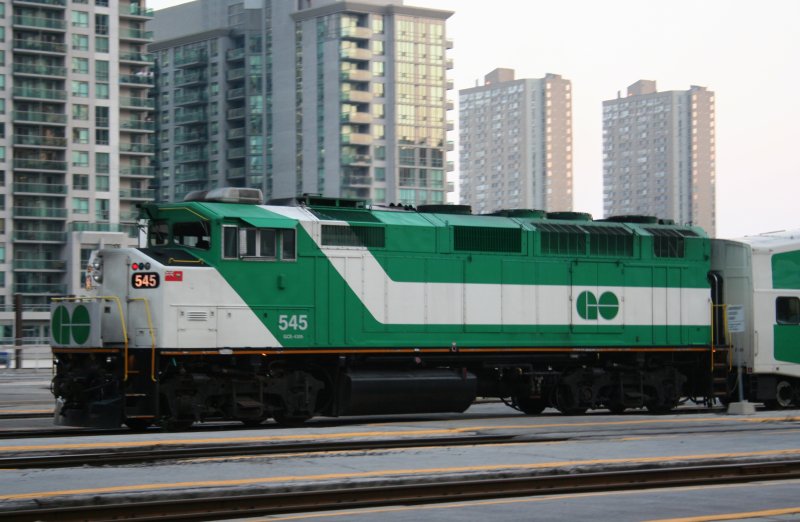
[48,188,797,429]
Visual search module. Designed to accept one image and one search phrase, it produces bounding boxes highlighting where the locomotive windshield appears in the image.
[147,219,211,250]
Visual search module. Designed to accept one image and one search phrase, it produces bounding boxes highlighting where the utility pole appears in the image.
[14,293,22,369]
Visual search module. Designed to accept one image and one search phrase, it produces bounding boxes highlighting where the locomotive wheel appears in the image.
[514,395,547,415]
[240,417,269,427]
[554,385,587,415]
[161,418,194,431]
[606,402,627,415]
[764,380,795,409]
[124,418,152,431]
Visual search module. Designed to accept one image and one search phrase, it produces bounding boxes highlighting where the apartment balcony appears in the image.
[14,283,67,295]
[13,259,66,271]
[227,107,246,120]
[13,62,66,78]
[13,182,67,195]
[226,87,245,100]
[446,99,454,111]
[446,38,453,49]
[13,230,66,243]
[227,147,245,160]
[120,2,154,19]
[175,71,206,86]
[13,38,67,54]
[226,67,245,81]
[68,222,137,234]
[12,0,66,7]
[227,127,245,140]
[175,110,206,125]
[176,149,208,163]
[174,91,207,106]
[119,73,155,86]
[13,15,66,31]
[119,188,155,200]
[226,47,245,62]
[13,86,67,102]
[119,96,155,109]
[13,158,67,171]
[120,119,155,132]
[174,50,207,68]
[119,143,155,155]
[13,206,67,219]
[119,210,141,222]
[446,140,454,152]
[341,154,371,166]
[341,90,372,104]
[340,69,372,83]
[340,26,373,40]
[175,168,207,182]
[341,112,372,125]
[120,166,155,178]
[12,110,67,125]
[446,120,454,131]
[175,130,207,144]
[446,160,454,172]
[342,174,373,186]
[446,79,454,90]
[341,132,372,146]
[446,58,453,70]
[340,47,372,62]
[119,51,154,64]
[13,135,67,148]
[119,27,153,41]
[226,166,245,179]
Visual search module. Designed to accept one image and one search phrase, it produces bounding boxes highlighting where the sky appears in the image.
[147,0,800,238]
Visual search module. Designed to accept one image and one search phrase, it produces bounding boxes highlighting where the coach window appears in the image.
[776,297,800,325]
[281,229,296,260]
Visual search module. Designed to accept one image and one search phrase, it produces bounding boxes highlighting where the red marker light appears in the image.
[132,263,139,270]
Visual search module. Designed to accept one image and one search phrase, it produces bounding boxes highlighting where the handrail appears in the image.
[710,303,732,370]
[51,296,129,379]
[128,297,157,382]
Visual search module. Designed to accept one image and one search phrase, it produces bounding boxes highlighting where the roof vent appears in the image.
[418,204,472,215]
[488,209,546,219]
[604,215,659,224]
[546,211,592,221]
[183,190,208,202]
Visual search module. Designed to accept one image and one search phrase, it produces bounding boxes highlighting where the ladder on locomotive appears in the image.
[123,297,158,425]
[710,303,732,404]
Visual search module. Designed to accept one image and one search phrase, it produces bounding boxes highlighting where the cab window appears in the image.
[149,221,169,246]
[221,226,295,261]
[776,297,800,325]
[173,221,210,250]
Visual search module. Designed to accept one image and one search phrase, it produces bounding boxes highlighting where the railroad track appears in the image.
[2,459,800,521]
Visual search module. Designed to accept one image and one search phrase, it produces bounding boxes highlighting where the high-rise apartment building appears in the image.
[602,80,716,236]
[459,69,572,214]
[0,0,154,342]
[150,0,453,206]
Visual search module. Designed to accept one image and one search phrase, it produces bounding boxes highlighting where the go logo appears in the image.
[576,291,619,320]
[51,305,91,345]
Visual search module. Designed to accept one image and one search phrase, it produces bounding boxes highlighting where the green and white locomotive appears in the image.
[50,188,792,429]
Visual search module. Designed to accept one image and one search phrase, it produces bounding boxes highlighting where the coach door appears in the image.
[652,267,682,345]
[571,262,624,334]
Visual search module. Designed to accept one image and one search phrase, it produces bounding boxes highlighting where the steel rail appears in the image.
[0,434,545,469]
[2,459,800,521]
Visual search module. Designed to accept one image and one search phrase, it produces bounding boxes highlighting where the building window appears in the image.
[71,11,89,27]
[72,34,89,51]
[95,37,109,53]
[96,199,109,221]
[72,128,89,144]
[777,297,800,325]
[96,83,109,99]
[72,198,89,214]
[71,81,89,98]
[72,174,89,190]
[71,57,89,74]
[72,104,89,120]
[72,151,89,167]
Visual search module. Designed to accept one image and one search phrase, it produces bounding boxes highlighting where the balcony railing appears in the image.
[176,149,208,162]
[119,143,155,154]
[119,96,155,108]
[174,91,207,105]
[120,28,153,40]
[13,110,67,124]
[226,48,245,61]
[13,259,66,270]
[175,169,207,182]
[13,63,67,77]
[13,86,67,101]
[12,0,66,6]
[120,119,155,131]
[13,182,67,195]
[13,135,67,147]
[13,38,67,53]
[227,107,245,120]
[119,73,154,85]
[120,166,155,177]
[13,15,66,30]
[119,52,154,63]
[13,158,67,171]
[13,231,66,242]
[226,67,245,81]
[119,188,155,199]
[174,50,207,67]
[121,3,154,18]
[13,206,67,218]
[175,131,207,143]
[14,283,67,294]
[175,110,206,124]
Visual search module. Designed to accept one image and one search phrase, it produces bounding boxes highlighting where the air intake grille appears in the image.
[321,225,385,247]
[453,226,522,253]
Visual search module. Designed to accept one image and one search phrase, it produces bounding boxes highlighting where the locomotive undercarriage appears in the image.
[52,349,717,430]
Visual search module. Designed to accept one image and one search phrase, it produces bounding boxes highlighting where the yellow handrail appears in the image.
[51,296,129,379]
[128,297,157,382]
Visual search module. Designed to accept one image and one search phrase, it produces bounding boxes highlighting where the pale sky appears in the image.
[148,0,800,238]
